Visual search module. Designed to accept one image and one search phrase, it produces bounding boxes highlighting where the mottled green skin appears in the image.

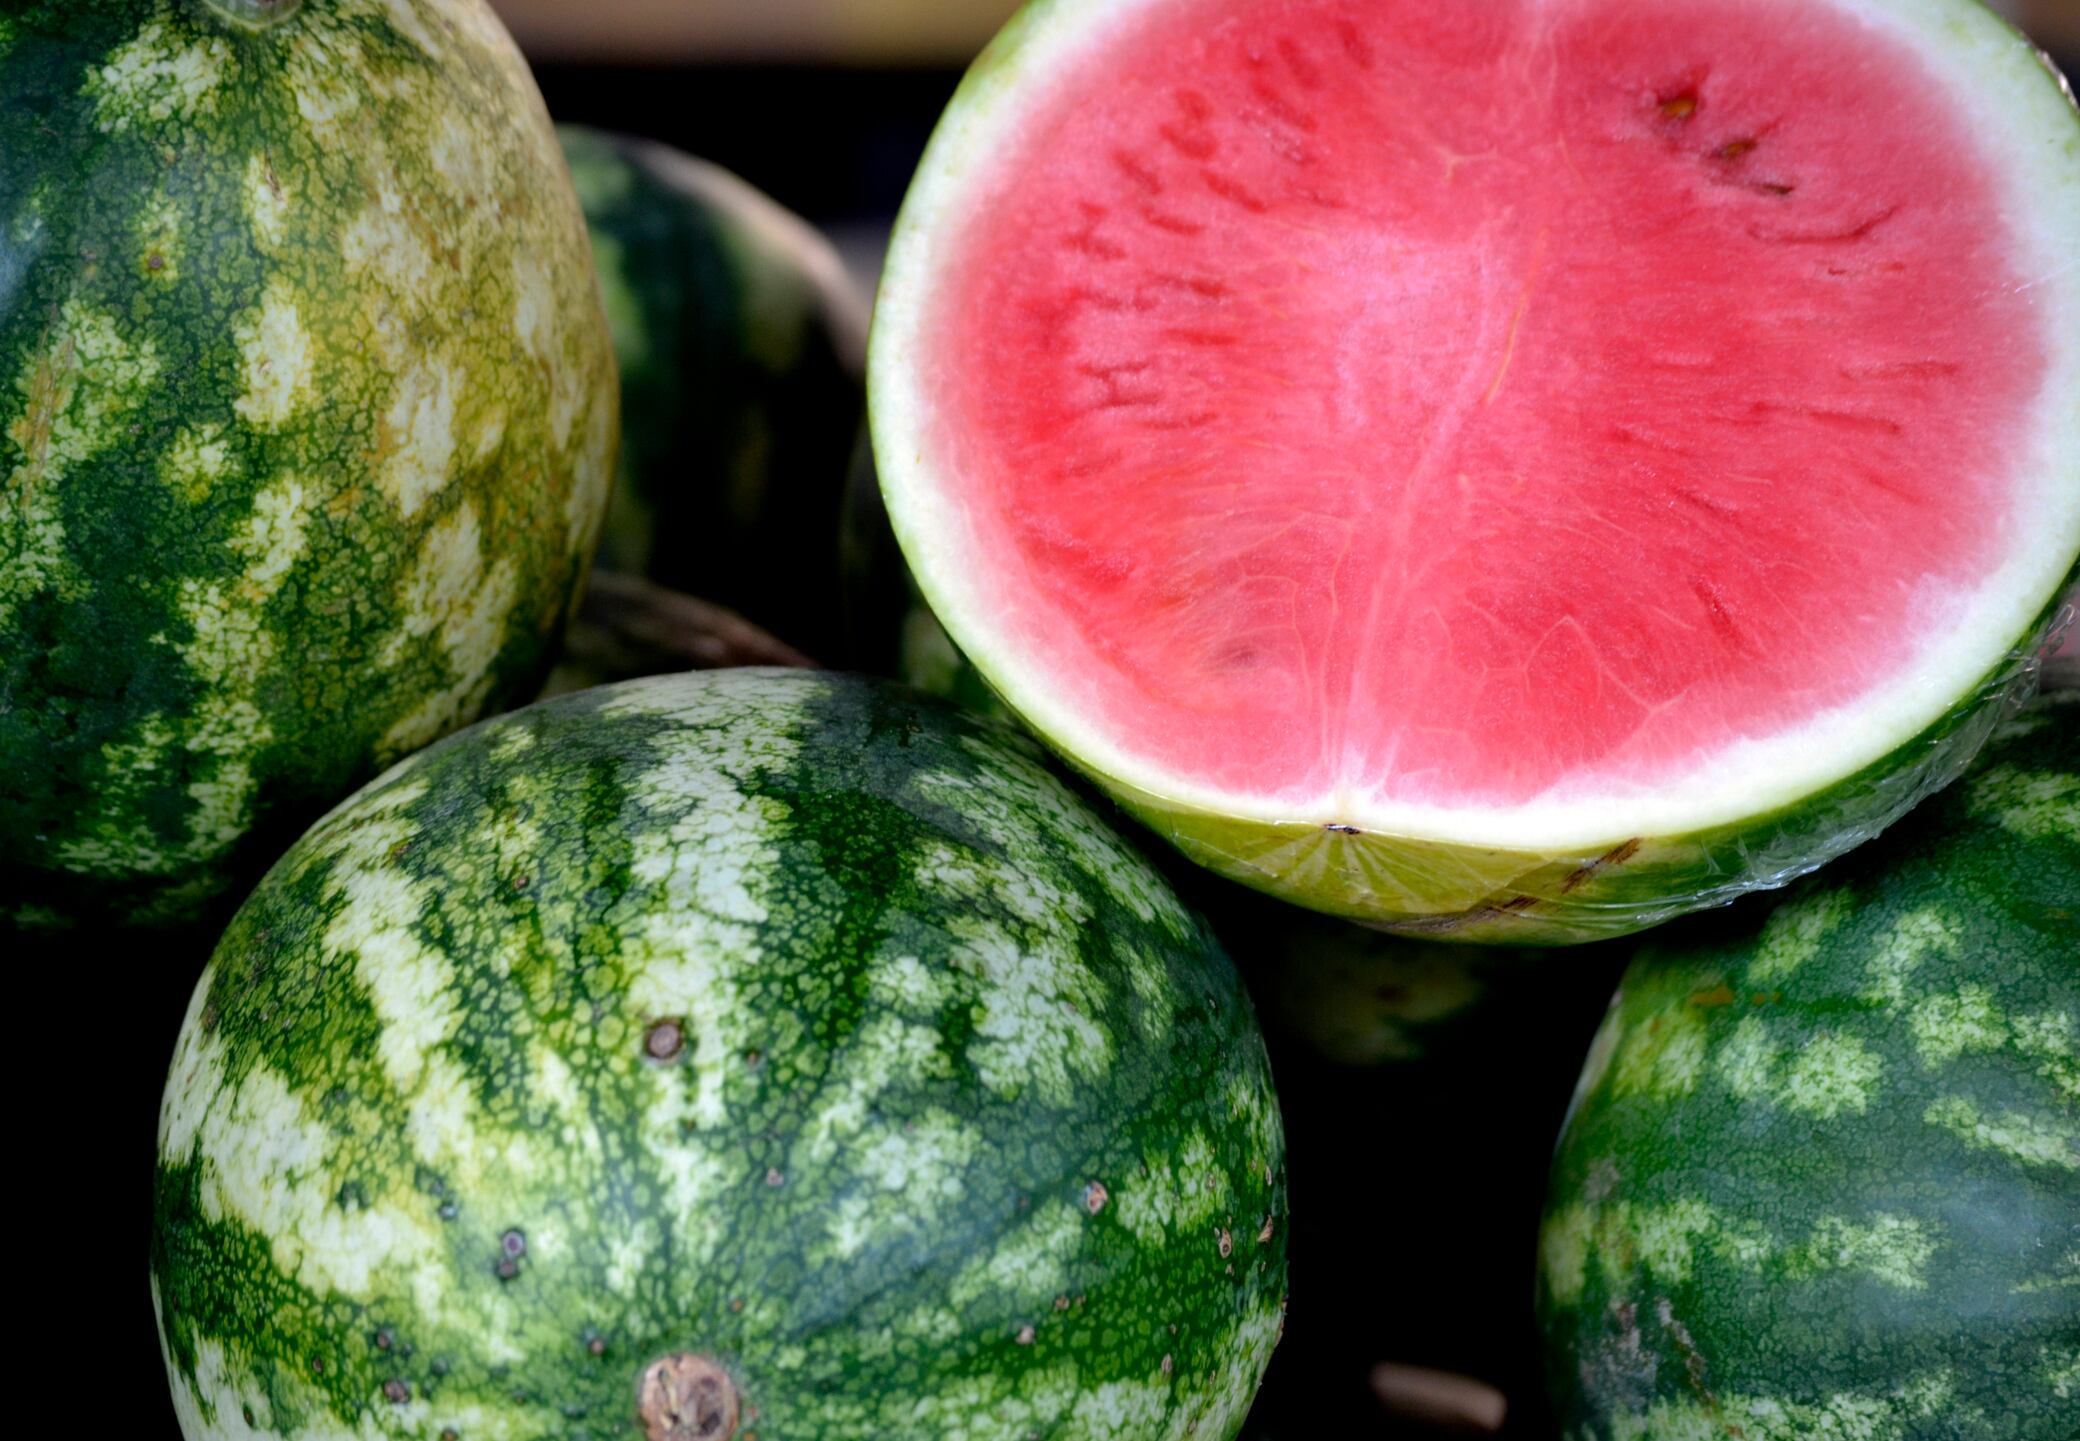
[561,126,869,664]
[153,669,1287,1441]
[0,0,618,931]
[1537,695,2079,1439]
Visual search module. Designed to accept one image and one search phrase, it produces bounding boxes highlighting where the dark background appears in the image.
[72,1,2080,1438]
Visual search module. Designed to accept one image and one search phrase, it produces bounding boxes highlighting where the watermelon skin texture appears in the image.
[152,670,1287,1441]
[559,125,869,665]
[0,0,618,931]
[1537,696,2079,1438]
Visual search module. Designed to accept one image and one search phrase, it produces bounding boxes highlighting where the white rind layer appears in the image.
[872,0,2080,853]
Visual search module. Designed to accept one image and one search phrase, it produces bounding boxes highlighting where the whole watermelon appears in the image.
[560,125,869,664]
[153,670,1287,1441]
[0,0,618,930]
[1538,695,2078,1438]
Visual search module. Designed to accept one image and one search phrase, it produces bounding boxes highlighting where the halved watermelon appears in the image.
[871,0,2080,941]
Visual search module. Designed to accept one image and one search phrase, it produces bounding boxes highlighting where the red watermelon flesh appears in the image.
[925,0,2051,809]
[874,0,2080,935]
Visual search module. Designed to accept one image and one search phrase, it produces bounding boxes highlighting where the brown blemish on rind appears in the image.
[1085,1180,1109,1214]
[638,1354,740,1441]
[1654,1298,1718,1410]
[645,1018,685,1062]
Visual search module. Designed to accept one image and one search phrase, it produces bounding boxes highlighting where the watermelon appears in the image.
[869,0,2080,942]
[1220,895,1624,1067]
[561,125,871,664]
[1536,694,2078,1439]
[0,0,617,931]
[152,669,1288,1441]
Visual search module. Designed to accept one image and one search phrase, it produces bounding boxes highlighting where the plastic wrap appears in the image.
[2048,611,2080,691]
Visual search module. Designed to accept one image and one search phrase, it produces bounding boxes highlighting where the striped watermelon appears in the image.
[153,669,1287,1441]
[1538,695,2078,1438]
[560,125,869,664]
[0,0,617,930]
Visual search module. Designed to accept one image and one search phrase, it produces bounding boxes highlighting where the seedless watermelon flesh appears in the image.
[874,0,2080,940]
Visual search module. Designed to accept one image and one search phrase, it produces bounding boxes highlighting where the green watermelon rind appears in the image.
[868,0,2080,943]
[559,124,870,661]
[152,669,1287,1441]
[0,0,619,930]
[1535,692,2079,1439]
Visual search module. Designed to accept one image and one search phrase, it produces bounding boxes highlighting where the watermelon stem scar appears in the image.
[638,1354,740,1441]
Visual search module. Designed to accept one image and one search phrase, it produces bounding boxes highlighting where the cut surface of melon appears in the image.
[874,0,2080,925]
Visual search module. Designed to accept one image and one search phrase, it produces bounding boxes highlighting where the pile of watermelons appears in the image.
[5,2,2075,1438]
